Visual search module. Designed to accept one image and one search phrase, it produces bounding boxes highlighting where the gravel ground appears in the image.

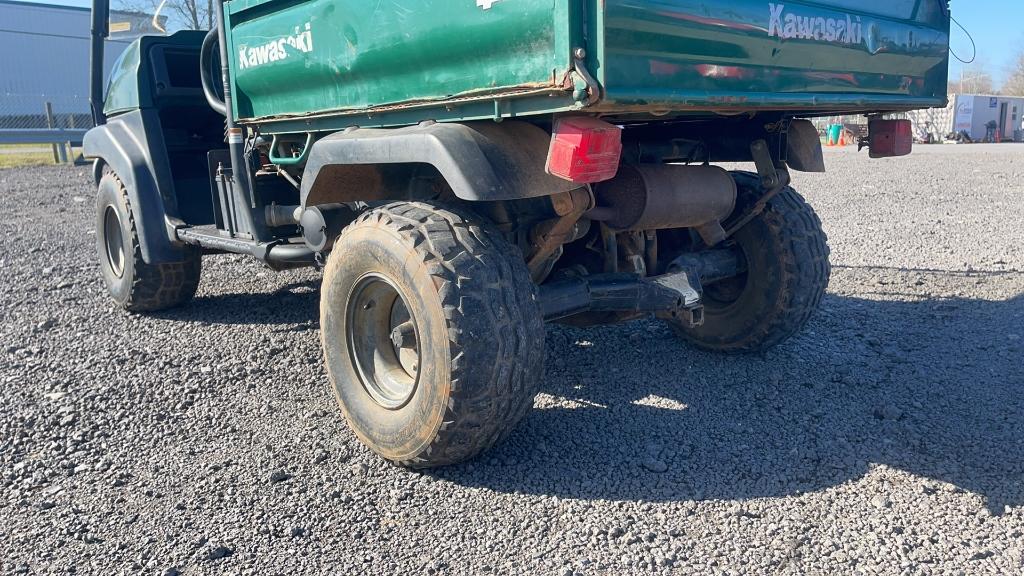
[1,144,1022,575]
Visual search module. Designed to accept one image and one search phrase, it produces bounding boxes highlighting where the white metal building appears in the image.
[0,0,164,123]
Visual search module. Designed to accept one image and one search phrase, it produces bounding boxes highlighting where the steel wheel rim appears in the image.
[703,268,748,307]
[103,206,125,278]
[345,273,420,410]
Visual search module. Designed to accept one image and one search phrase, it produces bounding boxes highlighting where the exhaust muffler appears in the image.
[591,164,737,245]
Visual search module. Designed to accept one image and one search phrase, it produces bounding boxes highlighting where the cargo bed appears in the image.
[222,0,950,133]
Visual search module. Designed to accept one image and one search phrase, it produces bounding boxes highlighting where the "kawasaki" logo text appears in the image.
[237,23,314,70]
[768,3,862,45]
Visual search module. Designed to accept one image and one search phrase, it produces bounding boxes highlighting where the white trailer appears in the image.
[908,94,1024,142]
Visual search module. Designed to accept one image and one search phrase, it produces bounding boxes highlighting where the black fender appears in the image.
[300,121,578,208]
[84,110,191,264]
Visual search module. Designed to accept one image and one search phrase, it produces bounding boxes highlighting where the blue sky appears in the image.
[947,0,1023,85]
[12,0,1024,87]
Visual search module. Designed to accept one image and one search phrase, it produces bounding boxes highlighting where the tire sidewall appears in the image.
[694,214,786,342]
[96,175,135,307]
[321,224,451,462]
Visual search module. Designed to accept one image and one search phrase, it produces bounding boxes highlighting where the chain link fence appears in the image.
[0,93,92,130]
[0,92,92,163]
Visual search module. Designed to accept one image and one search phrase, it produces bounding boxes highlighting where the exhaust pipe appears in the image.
[265,204,302,228]
[591,164,737,245]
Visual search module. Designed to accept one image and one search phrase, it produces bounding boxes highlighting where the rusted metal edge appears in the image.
[241,83,576,127]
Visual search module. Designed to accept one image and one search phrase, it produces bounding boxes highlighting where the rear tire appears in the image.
[320,202,545,468]
[667,172,831,353]
[96,169,201,312]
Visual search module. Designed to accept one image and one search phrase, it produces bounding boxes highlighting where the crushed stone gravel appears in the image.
[1,144,1022,575]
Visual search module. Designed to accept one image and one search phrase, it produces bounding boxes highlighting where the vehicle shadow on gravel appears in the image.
[152,279,321,328]
[437,291,1024,514]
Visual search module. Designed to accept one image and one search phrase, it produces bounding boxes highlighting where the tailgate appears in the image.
[596,0,951,114]
[224,0,573,122]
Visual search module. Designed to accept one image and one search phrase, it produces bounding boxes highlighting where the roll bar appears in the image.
[89,0,109,126]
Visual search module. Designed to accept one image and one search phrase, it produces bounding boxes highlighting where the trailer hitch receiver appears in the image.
[538,247,746,324]
[539,269,706,326]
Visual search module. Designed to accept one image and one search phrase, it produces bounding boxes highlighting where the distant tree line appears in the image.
[116,0,213,33]
[949,49,1024,97]
[1002,52,1024,97]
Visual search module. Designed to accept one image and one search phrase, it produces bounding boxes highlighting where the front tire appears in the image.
[667,172,831,353]
[320,202,545,468]
[96,170,201,312]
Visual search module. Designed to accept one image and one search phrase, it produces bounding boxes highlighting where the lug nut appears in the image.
[390,321,416,349]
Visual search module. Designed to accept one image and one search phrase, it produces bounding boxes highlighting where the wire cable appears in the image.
[949,15,976,64]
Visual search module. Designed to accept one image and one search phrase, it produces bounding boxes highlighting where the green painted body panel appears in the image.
[104,41,142,116]
[103,31,212,117]
[219,0,949,133]
[224,0,576,123]
[596,0,950,113]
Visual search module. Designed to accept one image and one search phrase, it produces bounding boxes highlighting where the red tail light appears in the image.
[546,117,622,183]
[868,119,913,158]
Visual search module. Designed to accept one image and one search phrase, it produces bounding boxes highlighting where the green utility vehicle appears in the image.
[85,0,951,467]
